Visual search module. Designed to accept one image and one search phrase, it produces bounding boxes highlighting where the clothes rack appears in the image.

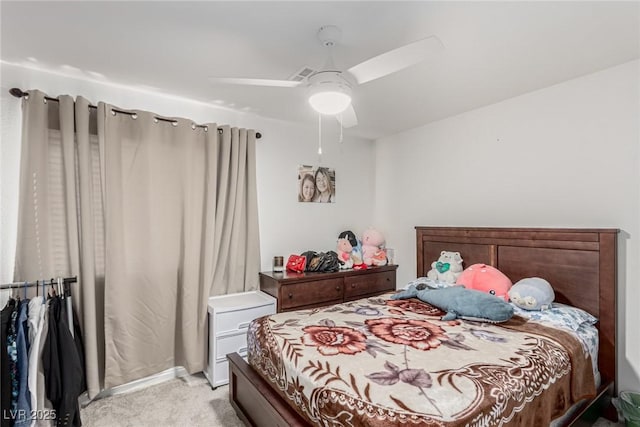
[1,275,84,425]
[1,276,77,336]
[0,276,77,290]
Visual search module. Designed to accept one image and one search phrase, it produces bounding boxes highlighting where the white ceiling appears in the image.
[2,1,639,140]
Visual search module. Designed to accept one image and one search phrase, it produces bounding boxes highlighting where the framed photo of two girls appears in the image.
[298,165,335,203]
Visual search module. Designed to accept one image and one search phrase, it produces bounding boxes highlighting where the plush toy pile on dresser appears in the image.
[336,227,389,269]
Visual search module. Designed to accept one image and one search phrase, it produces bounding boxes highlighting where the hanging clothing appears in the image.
[1,299,17,427]
[27,297,51,427]
[0,279,80,427]
[7,306,19,414]
[14,300,31,427]
[27,298,41,348]
[42,297,84,427]
[68,306,86,394]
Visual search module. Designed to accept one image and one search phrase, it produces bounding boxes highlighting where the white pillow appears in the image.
[511,302,598,331]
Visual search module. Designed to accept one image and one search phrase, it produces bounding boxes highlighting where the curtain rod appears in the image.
[9,88,262,139]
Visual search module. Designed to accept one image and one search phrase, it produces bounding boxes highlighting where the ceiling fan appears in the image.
[209,25,444,129]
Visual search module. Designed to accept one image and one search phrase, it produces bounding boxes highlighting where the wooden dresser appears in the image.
[259,265,398,312]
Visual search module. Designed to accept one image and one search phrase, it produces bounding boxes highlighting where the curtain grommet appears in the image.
[111,110,116,116]
[191,123,196,130]
[153,118,158,123]
[171,121,177,127]
[204,126,208,132]
[131,113,138,120]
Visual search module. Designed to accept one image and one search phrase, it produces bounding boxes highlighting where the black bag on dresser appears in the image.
[301,251,340,273]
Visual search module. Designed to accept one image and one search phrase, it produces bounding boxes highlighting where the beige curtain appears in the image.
[14,90,261,395]
[15,91,105,399]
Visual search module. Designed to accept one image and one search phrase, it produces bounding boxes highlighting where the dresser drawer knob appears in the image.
[335,286,340,291]
[288,293,293,298]
[351,283,356,288]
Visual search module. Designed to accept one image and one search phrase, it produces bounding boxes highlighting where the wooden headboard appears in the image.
[416,226,618,390]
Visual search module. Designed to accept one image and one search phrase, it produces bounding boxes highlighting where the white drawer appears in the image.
[215,303,274,335]
[213,353,247,387]
[205,291,275,388]
[215,332,248,361]
[213,359,229,386]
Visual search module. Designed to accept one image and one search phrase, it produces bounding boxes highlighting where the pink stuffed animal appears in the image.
[456,264,512,301]
[361,227,387,266]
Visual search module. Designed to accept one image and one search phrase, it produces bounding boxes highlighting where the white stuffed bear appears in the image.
[427,251,463,284]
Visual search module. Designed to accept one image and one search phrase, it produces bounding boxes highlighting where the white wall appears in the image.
[0,88,21,285]
[0,62,376,283]
[374,60,640,392]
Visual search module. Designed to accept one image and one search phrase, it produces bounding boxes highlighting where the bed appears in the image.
[228,227,618,426]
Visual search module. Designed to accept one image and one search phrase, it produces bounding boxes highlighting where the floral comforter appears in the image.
[247,294,596,426]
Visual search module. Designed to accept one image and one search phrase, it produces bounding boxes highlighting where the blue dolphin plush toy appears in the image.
[391,284,514,323]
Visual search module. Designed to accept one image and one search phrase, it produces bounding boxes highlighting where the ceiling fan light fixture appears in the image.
[308,91,351,115]
[307,71,352,115]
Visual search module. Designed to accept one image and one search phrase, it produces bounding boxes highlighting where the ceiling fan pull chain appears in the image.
[318,113,323,163]
[339,113,344,144]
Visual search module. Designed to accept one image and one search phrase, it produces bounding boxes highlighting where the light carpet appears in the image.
[80,374,243,427]
[80,374,624,427]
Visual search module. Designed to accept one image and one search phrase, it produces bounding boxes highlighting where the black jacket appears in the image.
[1,299,17,427]
[43,297,85,427]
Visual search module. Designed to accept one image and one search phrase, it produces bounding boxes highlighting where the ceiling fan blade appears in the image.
[347,35,444,85]
[208,77,302,88]
[338,105,358,128]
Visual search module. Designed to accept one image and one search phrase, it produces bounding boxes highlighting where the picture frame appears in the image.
[298,165,335,203]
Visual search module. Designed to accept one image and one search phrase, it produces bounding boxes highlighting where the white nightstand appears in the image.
[204,290,276,388]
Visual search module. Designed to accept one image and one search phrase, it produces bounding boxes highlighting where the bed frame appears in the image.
[228,227,618,426]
